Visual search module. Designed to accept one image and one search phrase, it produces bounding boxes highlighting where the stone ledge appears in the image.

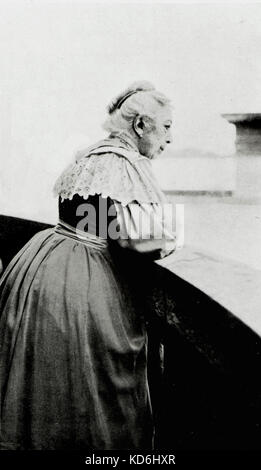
[157,245,261,337]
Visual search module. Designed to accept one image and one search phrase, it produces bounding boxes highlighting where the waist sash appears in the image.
[54,219,108,251]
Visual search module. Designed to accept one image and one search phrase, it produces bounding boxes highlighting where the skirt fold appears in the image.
[0,228,153,450]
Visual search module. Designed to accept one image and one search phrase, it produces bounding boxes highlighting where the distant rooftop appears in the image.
[222,113,261,126]
[222,113,261,155]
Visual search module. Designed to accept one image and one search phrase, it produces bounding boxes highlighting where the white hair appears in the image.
[103,81,172,133]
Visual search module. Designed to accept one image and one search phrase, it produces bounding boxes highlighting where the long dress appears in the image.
[0,133,176,450]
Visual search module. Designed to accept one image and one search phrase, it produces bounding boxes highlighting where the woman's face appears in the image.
[137,106,173,159]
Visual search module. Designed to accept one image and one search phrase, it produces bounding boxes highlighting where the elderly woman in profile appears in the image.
[0,81,176,450]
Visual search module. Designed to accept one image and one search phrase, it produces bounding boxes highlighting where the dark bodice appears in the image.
[58,194,119,238]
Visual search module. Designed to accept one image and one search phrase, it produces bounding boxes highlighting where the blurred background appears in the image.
[0,1,261,272]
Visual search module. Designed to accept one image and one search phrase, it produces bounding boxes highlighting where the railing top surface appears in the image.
[156,245,261,337]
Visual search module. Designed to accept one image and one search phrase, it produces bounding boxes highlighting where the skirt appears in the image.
[0,227,153,450]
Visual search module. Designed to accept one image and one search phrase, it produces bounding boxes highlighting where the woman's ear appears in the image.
[133,116,145,137]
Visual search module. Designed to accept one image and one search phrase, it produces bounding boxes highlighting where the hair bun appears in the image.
[107,80,155,114]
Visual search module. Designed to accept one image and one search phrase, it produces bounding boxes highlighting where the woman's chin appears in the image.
[155,148,164,158]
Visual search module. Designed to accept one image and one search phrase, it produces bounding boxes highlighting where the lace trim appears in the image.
[53,146,167,206]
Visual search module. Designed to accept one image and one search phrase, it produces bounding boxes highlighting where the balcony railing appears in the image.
[0,214,261,450]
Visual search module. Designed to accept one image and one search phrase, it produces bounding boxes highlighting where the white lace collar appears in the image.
[53,135,167,206]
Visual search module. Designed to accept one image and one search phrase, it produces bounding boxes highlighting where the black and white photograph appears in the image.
[0,0,260,464]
